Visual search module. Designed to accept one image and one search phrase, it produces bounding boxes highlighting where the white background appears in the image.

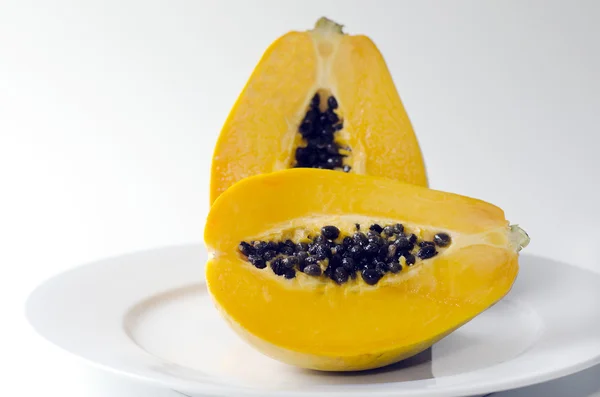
[1,0,599,396]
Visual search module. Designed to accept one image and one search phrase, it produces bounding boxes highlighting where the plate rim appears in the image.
[25,243,600,397]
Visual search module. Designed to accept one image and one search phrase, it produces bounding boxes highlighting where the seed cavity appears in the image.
[293,93,350,171]
[238,223,453,286]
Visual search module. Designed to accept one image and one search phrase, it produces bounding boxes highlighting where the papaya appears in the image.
[204,169,530,371]
[209,17,427,204]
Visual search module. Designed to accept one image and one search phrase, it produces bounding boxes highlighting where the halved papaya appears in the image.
[204,169,529,371]
[209,17,427,204]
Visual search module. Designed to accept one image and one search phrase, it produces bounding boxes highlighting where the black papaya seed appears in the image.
[263,250,277,261]
[313,235,328,245]
[313,244,331,260]
[326,110,339,124]
[238,242,254,256]
[366,230,381,239]
[325,143,339,155]
[252,241,268,254]
[296,242,309,253]
[417,245,438,260]
[284,268,296,279]
[352,232,368,246]
[303,108,318,123]
[248,254,266,269]
[361,269,382,285]
[303,263,322,276]
[284,239,295,248]
[270,258,286,276]
[404,253,416,266]
[332,244,346,256]
[375,261,387,275]
[434,233,451,247]
[280,245,295,256]
[369,224,383,234]
[305,256,318,266]
[408,234,417,244]
[349,244,365,258]
[333,267,349,284]
[282,256,298,269]
[341,257,355,273]
[299,122,313,137]
[394,224,404,234]
[364,243,380,255]
[329,254,342,267]
[311,93,320,108]
[321,225,340,240]
[387,261,401,273]
[368,235,383,247]
[326,156,343,168]
[327,96,338,109]
[394,236,413,250]
[295,251,309,270]
[377,245,389,261]
[382,226,395,236]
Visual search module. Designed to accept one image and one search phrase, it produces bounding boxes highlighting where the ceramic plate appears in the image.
[26,244,600,397]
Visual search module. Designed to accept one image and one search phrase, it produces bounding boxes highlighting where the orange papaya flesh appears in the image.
[204,169,529,371]
[209,17,427,204]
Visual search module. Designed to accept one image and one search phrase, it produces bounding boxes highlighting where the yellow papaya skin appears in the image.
[209,18,427,204]
[204,169,527,371]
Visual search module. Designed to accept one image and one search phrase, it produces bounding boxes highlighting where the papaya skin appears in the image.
[204,169,528,371]
[209,18,427,205]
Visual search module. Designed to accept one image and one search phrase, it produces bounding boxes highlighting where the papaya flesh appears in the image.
[209,17,427,204]
[204,169,530,371]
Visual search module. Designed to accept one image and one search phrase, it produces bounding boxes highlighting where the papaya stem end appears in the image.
[314,17,344,34]
[510,224,530,252]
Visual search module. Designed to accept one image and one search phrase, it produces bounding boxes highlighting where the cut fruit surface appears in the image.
[209,17,427,204]
[204,169,529,371]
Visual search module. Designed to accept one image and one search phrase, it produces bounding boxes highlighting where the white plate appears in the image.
[26,244,600,397]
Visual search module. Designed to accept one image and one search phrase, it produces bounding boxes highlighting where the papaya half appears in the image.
[204,169,530,371]
[209,17,427,204]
